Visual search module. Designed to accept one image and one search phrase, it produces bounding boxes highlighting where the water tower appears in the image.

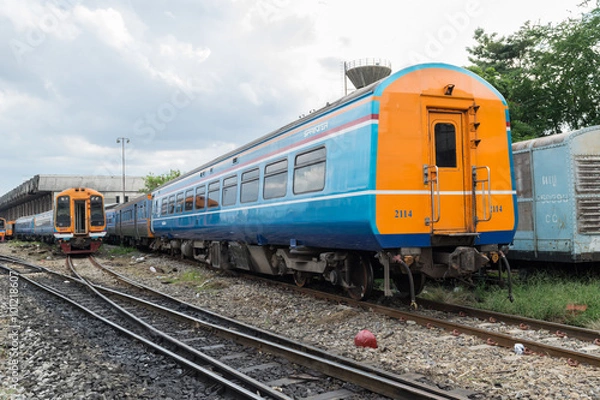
[344,58,392,94]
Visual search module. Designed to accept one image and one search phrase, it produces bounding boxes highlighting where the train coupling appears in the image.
[434,246,489,276]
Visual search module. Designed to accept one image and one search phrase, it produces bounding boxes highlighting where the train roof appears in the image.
[154,63,506,193]
[512,125,600,152]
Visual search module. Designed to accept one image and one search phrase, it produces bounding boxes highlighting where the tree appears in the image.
[466,6,600,141]
[140,169,182,193]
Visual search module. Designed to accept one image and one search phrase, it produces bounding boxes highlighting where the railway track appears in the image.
[242,273,600,368]
[0,255,475,400]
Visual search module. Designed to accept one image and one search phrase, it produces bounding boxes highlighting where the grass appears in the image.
[101,245,138,257]
[167,269,229,291]
[421,271,600,329]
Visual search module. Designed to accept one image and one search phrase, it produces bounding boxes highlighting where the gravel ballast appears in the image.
[1,243,599,399]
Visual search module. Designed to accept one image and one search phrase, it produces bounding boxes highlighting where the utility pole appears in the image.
[116,137,130,204]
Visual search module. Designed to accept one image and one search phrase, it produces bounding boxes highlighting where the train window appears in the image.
[264,159,288,199]
[195,185,206,209]
[168,195,175,214]
[90,195,105,226]
[294,147,326,194]
[434,123,457,168]
[222,175,238,206]
[184,190,194,211]
[176,193,184,213]
[160,198,168,216]
[56,195,71,227]
[208,181,220,208]
[241,168,259,203]
[123,210,132,221]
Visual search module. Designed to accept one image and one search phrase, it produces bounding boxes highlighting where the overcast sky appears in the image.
[0,0,592,196]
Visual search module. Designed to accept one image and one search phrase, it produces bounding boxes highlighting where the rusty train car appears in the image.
[13,187,107,254]
[509,126,600,263]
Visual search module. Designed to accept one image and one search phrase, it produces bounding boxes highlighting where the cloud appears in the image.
[0,0,593,197]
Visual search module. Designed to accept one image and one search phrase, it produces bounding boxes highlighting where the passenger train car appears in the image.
[14,187,107,254]
[0,217,6,242]
[142,63,517,300]
[509,126,600,263]
[106,194,154,247]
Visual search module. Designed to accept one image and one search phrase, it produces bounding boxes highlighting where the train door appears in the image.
[425,110,473,234]
[74,200,87,234]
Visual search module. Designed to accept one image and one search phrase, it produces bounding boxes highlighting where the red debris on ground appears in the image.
[354,329,378,349]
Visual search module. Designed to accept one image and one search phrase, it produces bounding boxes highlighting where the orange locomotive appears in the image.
[53,187,107,254]
[13,187,106,254]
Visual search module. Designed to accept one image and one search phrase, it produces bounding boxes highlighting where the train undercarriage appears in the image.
[150,237,505,301]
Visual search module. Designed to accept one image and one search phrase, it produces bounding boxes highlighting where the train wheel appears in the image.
[293,271,310,287]
[393,273,426,298]
[345,254,374,300]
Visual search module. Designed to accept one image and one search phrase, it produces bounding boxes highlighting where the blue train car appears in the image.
[110,194,154,247]
[14,215,35,239]
[510,126,600,263]
[149,63,517,299]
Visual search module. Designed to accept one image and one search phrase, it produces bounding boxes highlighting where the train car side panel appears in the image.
[510,126,600,262]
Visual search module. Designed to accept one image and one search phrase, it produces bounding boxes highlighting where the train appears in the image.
[106,194,155,248]
[12,187,107,254]
[509,125,600,263]
[0,217,6,242]
[107,62,518,300]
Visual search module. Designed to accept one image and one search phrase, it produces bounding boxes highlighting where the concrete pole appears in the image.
[116,137,130,204]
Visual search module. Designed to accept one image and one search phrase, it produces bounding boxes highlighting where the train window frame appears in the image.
[160,198,167,216]
[293,147,326,194]
[90,195,105,226]
[55,195,71,228]
[264,159,288,199]
[434,123,457,168]
[208,181,220,208]
[222,175,238,206]
[175,192,184,213]
[184,189,194,211]
[241,168,259,203]
[195,185,206,210]
[168,195,176,214]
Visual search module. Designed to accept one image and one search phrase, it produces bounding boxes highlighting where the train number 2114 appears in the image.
[395,209,413,218]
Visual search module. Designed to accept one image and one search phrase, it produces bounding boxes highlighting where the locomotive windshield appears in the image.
[0,219,5,229]
[90,195,105,226]
[56,196,71,227]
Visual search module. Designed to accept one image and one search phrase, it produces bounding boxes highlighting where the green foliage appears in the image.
[467,6,600,141]
[139,169,181,193]
[103,245,138,256]
[471,272,600,328]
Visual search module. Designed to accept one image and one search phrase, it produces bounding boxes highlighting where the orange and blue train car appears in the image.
[14,187,107,254]
[0,217,6,242]
[146,63,517,300]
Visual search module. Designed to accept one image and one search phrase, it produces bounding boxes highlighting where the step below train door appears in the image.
[425,110,473,235]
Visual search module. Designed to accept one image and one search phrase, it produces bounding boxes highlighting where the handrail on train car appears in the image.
[423,165,440,225]
[472,165,492,224]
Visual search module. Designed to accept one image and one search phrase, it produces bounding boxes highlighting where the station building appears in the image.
[0,175,145,221]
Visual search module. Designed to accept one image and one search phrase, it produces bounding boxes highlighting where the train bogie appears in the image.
[509,126,600,263]
[145,63,517,299]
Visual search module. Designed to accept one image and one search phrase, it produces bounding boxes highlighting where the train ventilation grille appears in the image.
[575,156,600,234]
